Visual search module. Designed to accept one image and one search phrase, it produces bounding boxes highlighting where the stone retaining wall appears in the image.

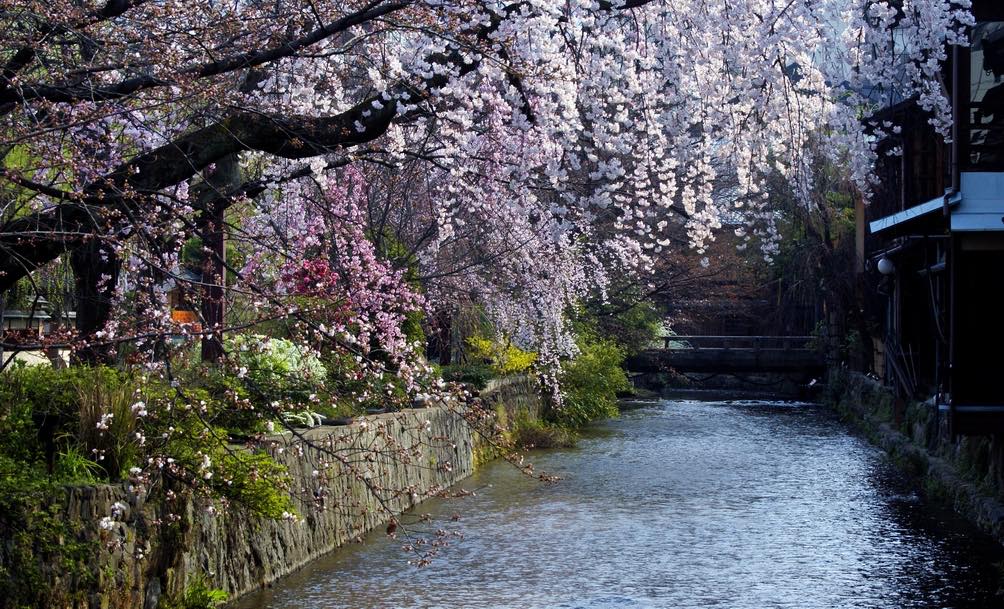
[47,402,488,609]
[825,369,1004,545]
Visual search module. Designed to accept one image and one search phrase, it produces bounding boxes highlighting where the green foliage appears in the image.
[179,237,204,270]
[1,363,126,424]
[176,366,262,433]
[0,361,294,519]
[150,393,295,519]
[466,335,537,375]
[0,363,137,479]
[0,360,297,606]
[0,367,44,467]
[578,300,662,357]
[402,309,426,346]
[76,375,141,480]
[441,363,493,389]
[53,444,104,484]
[2,145,52,214]
[0,454,96,609]
[321,350,409,413]
[179,236,244,282]
[553,333,630,428]
[594,298,666,353]
[161,578,228,609]
[226,334,327,404]
[510,409,576,449]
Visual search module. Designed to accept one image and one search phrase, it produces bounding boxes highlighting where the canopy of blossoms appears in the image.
[0,0,972,364]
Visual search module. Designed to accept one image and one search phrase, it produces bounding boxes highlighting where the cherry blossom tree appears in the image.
[0,1,971,362]
[0,0,975,527]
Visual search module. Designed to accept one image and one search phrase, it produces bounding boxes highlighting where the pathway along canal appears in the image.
[238,399,1004,609]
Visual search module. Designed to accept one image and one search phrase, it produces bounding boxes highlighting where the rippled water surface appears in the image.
[238,399,1004,609]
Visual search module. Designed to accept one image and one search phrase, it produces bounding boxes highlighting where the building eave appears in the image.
[869,191,960,235]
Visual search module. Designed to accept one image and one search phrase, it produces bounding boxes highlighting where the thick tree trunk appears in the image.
[437,310,453,365]
[70,238,120,365]
[198,155,240,362]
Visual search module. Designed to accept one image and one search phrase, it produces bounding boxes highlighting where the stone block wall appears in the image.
[825,369,1004,545]
[42,402,489,609]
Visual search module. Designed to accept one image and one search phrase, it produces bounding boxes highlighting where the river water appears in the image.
[238,399,1004,609]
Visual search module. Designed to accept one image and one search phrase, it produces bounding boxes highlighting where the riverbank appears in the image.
[824,368,1004,547]
[7,376,546,609]
[52,404,480,609]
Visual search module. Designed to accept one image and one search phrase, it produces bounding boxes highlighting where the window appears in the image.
[967,22,1004,170]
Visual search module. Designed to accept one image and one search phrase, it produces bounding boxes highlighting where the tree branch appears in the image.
[0,1,413,105]
[0,0,654,292]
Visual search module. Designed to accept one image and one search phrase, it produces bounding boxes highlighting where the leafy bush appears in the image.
[552,335,630,428]
[0,363,136,479]
[162,578,228,609]
[0,362,295,519]
[510,409,576,449]
[164,419,294,518]
[401,309,426,347]
[441,363,493,389]
[0,454,96,608]
[175,366,264,433]
[569,296,663,356]
[53,444,104,484]
[466,335,536,375]
[321,350,410,413]
[76,375,141,480]
[226,334,327,403]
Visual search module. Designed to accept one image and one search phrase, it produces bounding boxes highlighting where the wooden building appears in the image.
[165,269,203,334]
[864,1,1004,434]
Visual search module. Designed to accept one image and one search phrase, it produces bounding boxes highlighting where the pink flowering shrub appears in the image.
[284,259,338,297]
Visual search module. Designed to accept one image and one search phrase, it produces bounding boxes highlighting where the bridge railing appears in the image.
[660,335,817,351]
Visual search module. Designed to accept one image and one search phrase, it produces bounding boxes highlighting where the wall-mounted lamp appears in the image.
[877,256,895,275]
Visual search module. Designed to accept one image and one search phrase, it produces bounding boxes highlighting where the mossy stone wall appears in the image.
[825,369,1004,545]
[30,402,488,609]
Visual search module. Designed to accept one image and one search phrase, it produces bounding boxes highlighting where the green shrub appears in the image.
[510,410,576,448]
[0,363,136,479]
[162,578,228,609]
[0,454,96,608]
[76,375,141,480]
[442,363,493,389]
[466,335,537,375]
[592,299,663,355]
[0,361,295,519]
[402,309,426,346]
[152,396,295,519]
[53,444,103,484]
[321,350,411,413]
[176,367,263,433]
[226,334,327,404]
[553,335,630,428]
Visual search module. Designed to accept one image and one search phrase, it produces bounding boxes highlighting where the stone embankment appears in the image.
[826,369,1004,545]
[42,378,540,609]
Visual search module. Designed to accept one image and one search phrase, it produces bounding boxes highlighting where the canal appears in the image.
[238,399,1004,609]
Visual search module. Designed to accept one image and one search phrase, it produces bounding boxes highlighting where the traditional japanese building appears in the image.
[864,1,1004,434]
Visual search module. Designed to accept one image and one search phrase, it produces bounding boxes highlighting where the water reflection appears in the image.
[238,400,1004,609]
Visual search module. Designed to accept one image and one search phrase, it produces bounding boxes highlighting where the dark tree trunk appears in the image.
[440,310,453,365]
[197,154,240,363]
[70,238,120,365]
